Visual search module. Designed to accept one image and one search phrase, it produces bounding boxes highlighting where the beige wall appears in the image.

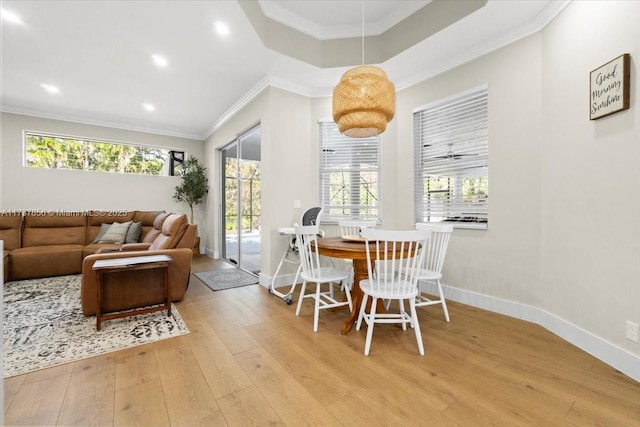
[1,113,204,213]
[540,1,640,351]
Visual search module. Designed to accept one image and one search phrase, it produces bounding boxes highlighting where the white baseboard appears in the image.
[203,248,218,259]
[439,283,640,384]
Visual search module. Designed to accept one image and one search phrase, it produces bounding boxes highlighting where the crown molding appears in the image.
[395,0,572,92]
[257,0,430,40]
[204,76,271,139]
[0,104,204,141]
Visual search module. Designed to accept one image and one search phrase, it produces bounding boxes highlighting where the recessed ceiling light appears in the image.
[152,54,168,68]
[1,8,23,25]
[142,103,155,112]
[214,21,230,37]
[40,83,60,94]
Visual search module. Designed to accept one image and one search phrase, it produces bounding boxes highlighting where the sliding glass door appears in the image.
[220,125,261,273]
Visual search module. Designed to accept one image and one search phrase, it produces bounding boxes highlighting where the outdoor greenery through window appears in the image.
[25,132,184,176]
[319,121,380,223]
[414,85,489,228]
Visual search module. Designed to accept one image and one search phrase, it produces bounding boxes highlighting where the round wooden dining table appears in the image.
[312,236,386,334]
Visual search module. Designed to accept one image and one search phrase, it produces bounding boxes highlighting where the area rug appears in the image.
[2,275,189,378]
[194,268,258,291]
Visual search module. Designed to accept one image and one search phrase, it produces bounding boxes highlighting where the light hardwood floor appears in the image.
[4,255,640,426]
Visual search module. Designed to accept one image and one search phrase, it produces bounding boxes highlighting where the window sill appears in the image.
[449,222,487,230]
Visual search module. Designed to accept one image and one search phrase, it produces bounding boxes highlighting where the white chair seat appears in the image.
[300,267,350,284]
[359,279,419,300]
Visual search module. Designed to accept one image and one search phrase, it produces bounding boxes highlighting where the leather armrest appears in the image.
[121,243,152,251]
[81,248,193,316]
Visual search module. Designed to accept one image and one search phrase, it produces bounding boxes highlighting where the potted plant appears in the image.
[173,156,209,254]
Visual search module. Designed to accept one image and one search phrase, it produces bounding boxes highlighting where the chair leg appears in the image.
[437,279,450,322]
[364,297,378,356]
[295,280,307,316]
[399,299,407,331]
[356,293,368,331]
[344,280,353,312]
[313,282,322,332]
[409,298,425,356]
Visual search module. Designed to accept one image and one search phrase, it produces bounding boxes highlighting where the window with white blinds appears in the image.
[413,85,489,229]
[319,121,380,223]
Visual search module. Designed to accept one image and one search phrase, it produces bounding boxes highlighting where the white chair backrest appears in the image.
[294,224,322,279]
[338,220,377,237]
[360,228,431,296]
[415,223,453,274]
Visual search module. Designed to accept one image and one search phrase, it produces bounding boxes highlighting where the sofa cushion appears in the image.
[92,223,111,243]
[11,244,84,280]
[125,221,142,243]
[0,213,23,250]
[22,213,87,247]
[142,212,169,243]
[97,221,132,244]
[132,210,165,241]
[87,211,135,243]
[148,214,188,250]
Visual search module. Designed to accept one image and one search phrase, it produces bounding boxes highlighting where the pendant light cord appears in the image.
[361,0,364,65]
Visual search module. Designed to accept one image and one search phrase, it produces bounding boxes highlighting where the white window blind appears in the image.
[413,86,489,229]
[319,121,380,223]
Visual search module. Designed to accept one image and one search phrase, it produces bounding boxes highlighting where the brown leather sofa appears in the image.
[1,210,169,281]
[80,212,196,316]
[2,210,196,317]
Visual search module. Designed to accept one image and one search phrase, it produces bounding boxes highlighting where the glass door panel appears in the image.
[220,125,261,273]
[238,127,261,273]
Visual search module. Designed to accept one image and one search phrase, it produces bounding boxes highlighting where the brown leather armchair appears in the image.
[80,213,197,316]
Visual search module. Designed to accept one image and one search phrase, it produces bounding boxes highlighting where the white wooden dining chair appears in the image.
[413,222,453,322]
[294,224,353,332]
[356,228,431,356]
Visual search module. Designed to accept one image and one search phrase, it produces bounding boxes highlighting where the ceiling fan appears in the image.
[433,143,477,160]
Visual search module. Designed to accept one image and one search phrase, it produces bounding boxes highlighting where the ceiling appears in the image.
[0,0,569,141]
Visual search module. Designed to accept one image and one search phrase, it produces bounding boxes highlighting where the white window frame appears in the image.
[413,85,489,230]
[23,130,184,176]
[319,121,381,223]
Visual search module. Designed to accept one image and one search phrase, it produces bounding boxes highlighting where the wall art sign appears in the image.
[590,53,630,120]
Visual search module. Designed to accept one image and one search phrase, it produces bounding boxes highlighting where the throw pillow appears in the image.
[92,223,112,244]
[98,221,132,244]
[125,221,142,243]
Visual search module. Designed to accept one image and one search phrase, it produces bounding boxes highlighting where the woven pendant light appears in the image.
[332,65,395,138]
[332,2,395,138]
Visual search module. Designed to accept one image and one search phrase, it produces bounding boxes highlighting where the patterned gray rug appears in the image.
[2,274,189,378]
[194,268,258,291]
